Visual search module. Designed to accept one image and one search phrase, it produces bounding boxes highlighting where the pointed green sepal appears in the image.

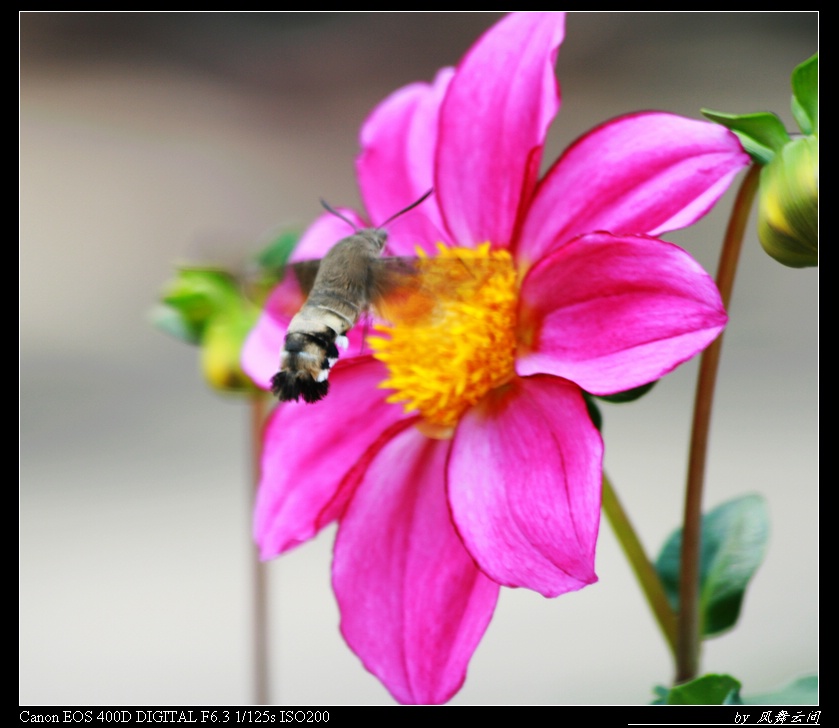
[594,381,656,404]
[583,382,657,431]
[158,267,244,338]
[655,494,769,638]
[791,54,818,136]
[701,109,790,165]
[149,303,203,345]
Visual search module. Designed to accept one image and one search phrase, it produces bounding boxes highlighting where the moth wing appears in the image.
[288,259,321,298]
[369,255,508,326]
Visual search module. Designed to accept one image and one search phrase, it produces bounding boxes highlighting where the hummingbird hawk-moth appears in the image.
[271,191,434,403]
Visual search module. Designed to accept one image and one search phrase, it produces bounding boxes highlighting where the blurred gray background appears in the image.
[20,12,817,705]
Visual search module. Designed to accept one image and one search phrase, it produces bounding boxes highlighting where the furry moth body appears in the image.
[271,192,432,403]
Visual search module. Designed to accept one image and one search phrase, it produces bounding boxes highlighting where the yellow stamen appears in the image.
[370,243,518,434]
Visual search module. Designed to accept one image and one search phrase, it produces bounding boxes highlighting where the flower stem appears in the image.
[602,472,678,657]
[250,394,270,704]
[675,164,760,683]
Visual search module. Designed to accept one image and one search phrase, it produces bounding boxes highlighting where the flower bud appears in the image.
[757,135,818,268]
[199,310,261,393]
[153,267,261,394]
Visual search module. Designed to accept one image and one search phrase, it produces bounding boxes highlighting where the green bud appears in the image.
[152,266,261,395]
[198,307,261,394]
[152,230,300,396]
[757,135,818,268]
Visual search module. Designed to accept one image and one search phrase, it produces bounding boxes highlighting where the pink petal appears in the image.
[333,426,500,705]
[436,12,565,247]
[357,68,454,255]
[254,357,407,559]
[516,232,727,394]
[516,112,750,265]
[449,376,602,598]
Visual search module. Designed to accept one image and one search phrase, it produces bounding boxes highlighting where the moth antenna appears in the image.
[319,199,361,233]
[379,188,434,229]
[319,189,434,236]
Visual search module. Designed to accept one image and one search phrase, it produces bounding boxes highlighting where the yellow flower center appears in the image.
[369,243,518,436]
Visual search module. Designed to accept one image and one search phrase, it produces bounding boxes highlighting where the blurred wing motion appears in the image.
[371,255,503,326]
[271,245,506,403]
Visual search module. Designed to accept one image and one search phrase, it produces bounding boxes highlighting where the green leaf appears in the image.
[594,380,656,404]
[655,674,818,707]
[742,674,818,705]
[701,109,790,165]
[650,685,670,705]
[791,54,818,136]
[655,494,770,638]
[240,229,304,306]
[656,674,743,705]
[255,229,301,274]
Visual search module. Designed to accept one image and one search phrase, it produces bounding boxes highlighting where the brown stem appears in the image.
[675,164,761,683]
[250,395,270,704]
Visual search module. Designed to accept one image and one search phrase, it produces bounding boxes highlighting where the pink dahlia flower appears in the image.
[243,12,749,704]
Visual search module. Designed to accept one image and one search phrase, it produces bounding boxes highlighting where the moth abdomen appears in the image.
[271,369,329,404]
[272,330,343,403]
[283,329,341,360]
